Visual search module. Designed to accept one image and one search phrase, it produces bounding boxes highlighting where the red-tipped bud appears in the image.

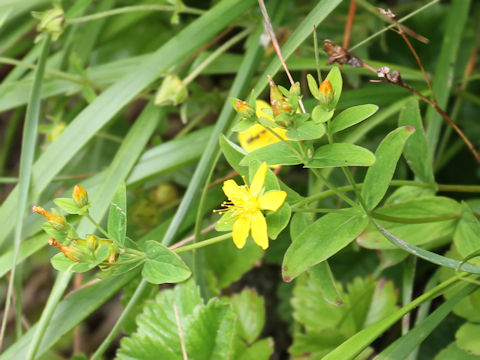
[33,206,66,231]
[48,238,82,262]
[235,100,255,118]
[268,76,292,117]
[319,79,334,106]
[72,185,88,207]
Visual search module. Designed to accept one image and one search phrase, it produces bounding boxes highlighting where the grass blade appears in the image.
[0,34,51,350]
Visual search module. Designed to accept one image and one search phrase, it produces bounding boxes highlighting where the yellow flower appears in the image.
[217,162,286,250]
[238,100,288,153]
[32,205,66,231]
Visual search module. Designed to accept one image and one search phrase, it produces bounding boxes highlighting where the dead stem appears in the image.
[343,0,357,49]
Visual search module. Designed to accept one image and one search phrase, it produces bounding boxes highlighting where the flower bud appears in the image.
[268,76,293,117]
[87,235,99,251]
[32,5,64,41]
[154,75,188,106]
[234,100,255,119]
[32,206,66,231]
[72,185,89,208]
[48,238,82,262]
[318,79,334,106]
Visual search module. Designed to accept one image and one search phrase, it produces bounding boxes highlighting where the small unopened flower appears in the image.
[72,185,89,208]
[87,234,99,251]
[31,5,64,41]
[154,75,188,106]
[48,238,82,262]
[216,162,286,250]
[319,79,334,106]
[234,100,255,119]
[268,76,292,117]
[32,206,66,231]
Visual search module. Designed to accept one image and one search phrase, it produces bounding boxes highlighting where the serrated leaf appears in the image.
[234,338,274,360]
[240,141,303,166]
[456,323,480,356]
[108,182,127,247]
[141,240,191,284]
[282,210,369,281]
[361,126,415,210]
[398,98,435,186]
[330,104,378,134]
[225,289,265,344]
[54,198,81,214]
[306,143,375,168]
[286,121,325,140]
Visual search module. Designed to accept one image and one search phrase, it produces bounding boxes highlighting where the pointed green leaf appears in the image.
[307,73,319,99]
[108,182,127,247]
[361,127,415,210]
[219,134,249,176]
[54,198,81,214]
[325,66,342,109]
[330,104,378,134]
[142,240,191,284]
[306,143,375,168]
[282,210,369,281]
[309,262,344,306]
[398,98,435,186]
[267,202,291,240]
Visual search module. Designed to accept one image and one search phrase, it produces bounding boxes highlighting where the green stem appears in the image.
[309,168,358,208]
[0,35,51,351]
[87,214,110,239]
[65,5,205,25]
[25,272,71,360]
[313,26,322,83]
[183,27,253,85]
[292,208,347,213]
[174,232,232,254]
[91,279,148,360]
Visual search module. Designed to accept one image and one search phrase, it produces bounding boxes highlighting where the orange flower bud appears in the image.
[48,238,81,262]
[72,185,88,207]
[234,100,255,119]
[32,206,66,231]
[319,79,334,106]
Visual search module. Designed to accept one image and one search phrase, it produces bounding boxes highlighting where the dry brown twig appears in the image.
[323,8,480,164]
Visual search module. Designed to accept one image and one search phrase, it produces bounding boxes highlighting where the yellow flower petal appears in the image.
[223,179,247,202]
[238,124,289,153]
[251,210,268,250]
[250,162,268,197]
[256,99,273,120]
[232,216,250,249]
[259,190,287,211]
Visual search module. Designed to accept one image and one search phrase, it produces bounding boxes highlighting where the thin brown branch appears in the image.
[343,0,357,49]
[323,39,480,163]
[377,7,429,44]
[258,0,306,113]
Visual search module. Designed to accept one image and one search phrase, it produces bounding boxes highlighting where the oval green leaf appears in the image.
[330,104,378,134]
[306,143,375,168]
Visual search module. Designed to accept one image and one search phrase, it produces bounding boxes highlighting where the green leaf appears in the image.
[266,202,291,240]
[306,143,375,168]
[225,289,265,344]
[286,121,325,140]
[398,99,435,186]
[50,244,109,273]
[456,323,480,356]
[54,198,81,214]
[307,73,319,99]
[240,141,303,166]
[141,240,191,284]
[290,212,312,240]
[454,203,480,260]
[330,104,378,134]
[376,284,477,360]
[108,182,127,247]
[325,66,342,109]
[234,338,274,360]
[309,262,344,306]
[436,343,480,360]
[311,105,334,123]
[359,196,459,249]
[220,134,251,177]
[361,126,415,210]
[282,210,369,281]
